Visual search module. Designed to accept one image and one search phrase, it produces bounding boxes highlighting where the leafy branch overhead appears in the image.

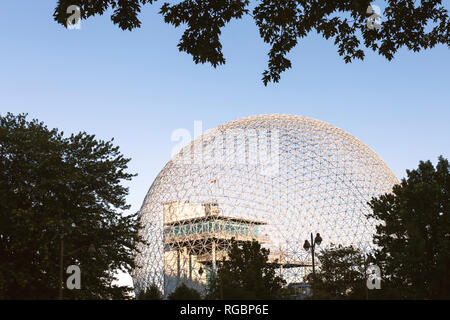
[54,1,449,85]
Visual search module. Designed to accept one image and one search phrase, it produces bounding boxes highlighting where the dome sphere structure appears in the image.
[133,114,398,297]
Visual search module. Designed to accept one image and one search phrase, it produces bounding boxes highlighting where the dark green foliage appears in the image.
[138,283,163,300]
[0,113,142,299]
[207,240,286,300]
[168,283,202,300]
[308,245,368,300]
[53,1,449,85]
[368,156,450,300]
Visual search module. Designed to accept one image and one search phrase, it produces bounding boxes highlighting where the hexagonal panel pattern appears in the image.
[133,114,398,297]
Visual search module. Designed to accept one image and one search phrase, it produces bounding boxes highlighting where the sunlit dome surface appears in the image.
[133,114,398,296]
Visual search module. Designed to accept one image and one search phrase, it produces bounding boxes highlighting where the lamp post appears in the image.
[303,233,323,296]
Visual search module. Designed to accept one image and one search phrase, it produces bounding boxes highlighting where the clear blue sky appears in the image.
[1,1,449,219]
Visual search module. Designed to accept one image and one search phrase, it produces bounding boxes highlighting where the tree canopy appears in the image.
[168,283,202,300]
[54,0,449,85]
[368,156,450,299]
[207,239,286,300]
[308,245,368,300]
[0,113,142,299]
[138,283,163,300]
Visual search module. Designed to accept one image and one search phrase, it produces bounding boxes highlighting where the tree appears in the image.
[168,283,202,300]
[0,113,142,299]
[138,283,163,300]
[368,156,450,299]
[207,239,286,300]
[53,1,449,85]
[307,245,368,300]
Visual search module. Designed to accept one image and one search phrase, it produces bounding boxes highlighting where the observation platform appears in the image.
[164,215,268,252]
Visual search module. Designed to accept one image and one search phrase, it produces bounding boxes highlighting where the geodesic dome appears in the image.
[133,114,398,297]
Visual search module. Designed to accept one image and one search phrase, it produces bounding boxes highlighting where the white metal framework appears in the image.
[133,114,398,297]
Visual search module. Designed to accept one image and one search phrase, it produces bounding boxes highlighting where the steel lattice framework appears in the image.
[133,114,398,297]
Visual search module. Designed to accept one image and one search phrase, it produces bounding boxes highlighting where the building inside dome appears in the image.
[133,114,398,297]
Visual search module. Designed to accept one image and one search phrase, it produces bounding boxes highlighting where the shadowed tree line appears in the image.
[0,113,143,299]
